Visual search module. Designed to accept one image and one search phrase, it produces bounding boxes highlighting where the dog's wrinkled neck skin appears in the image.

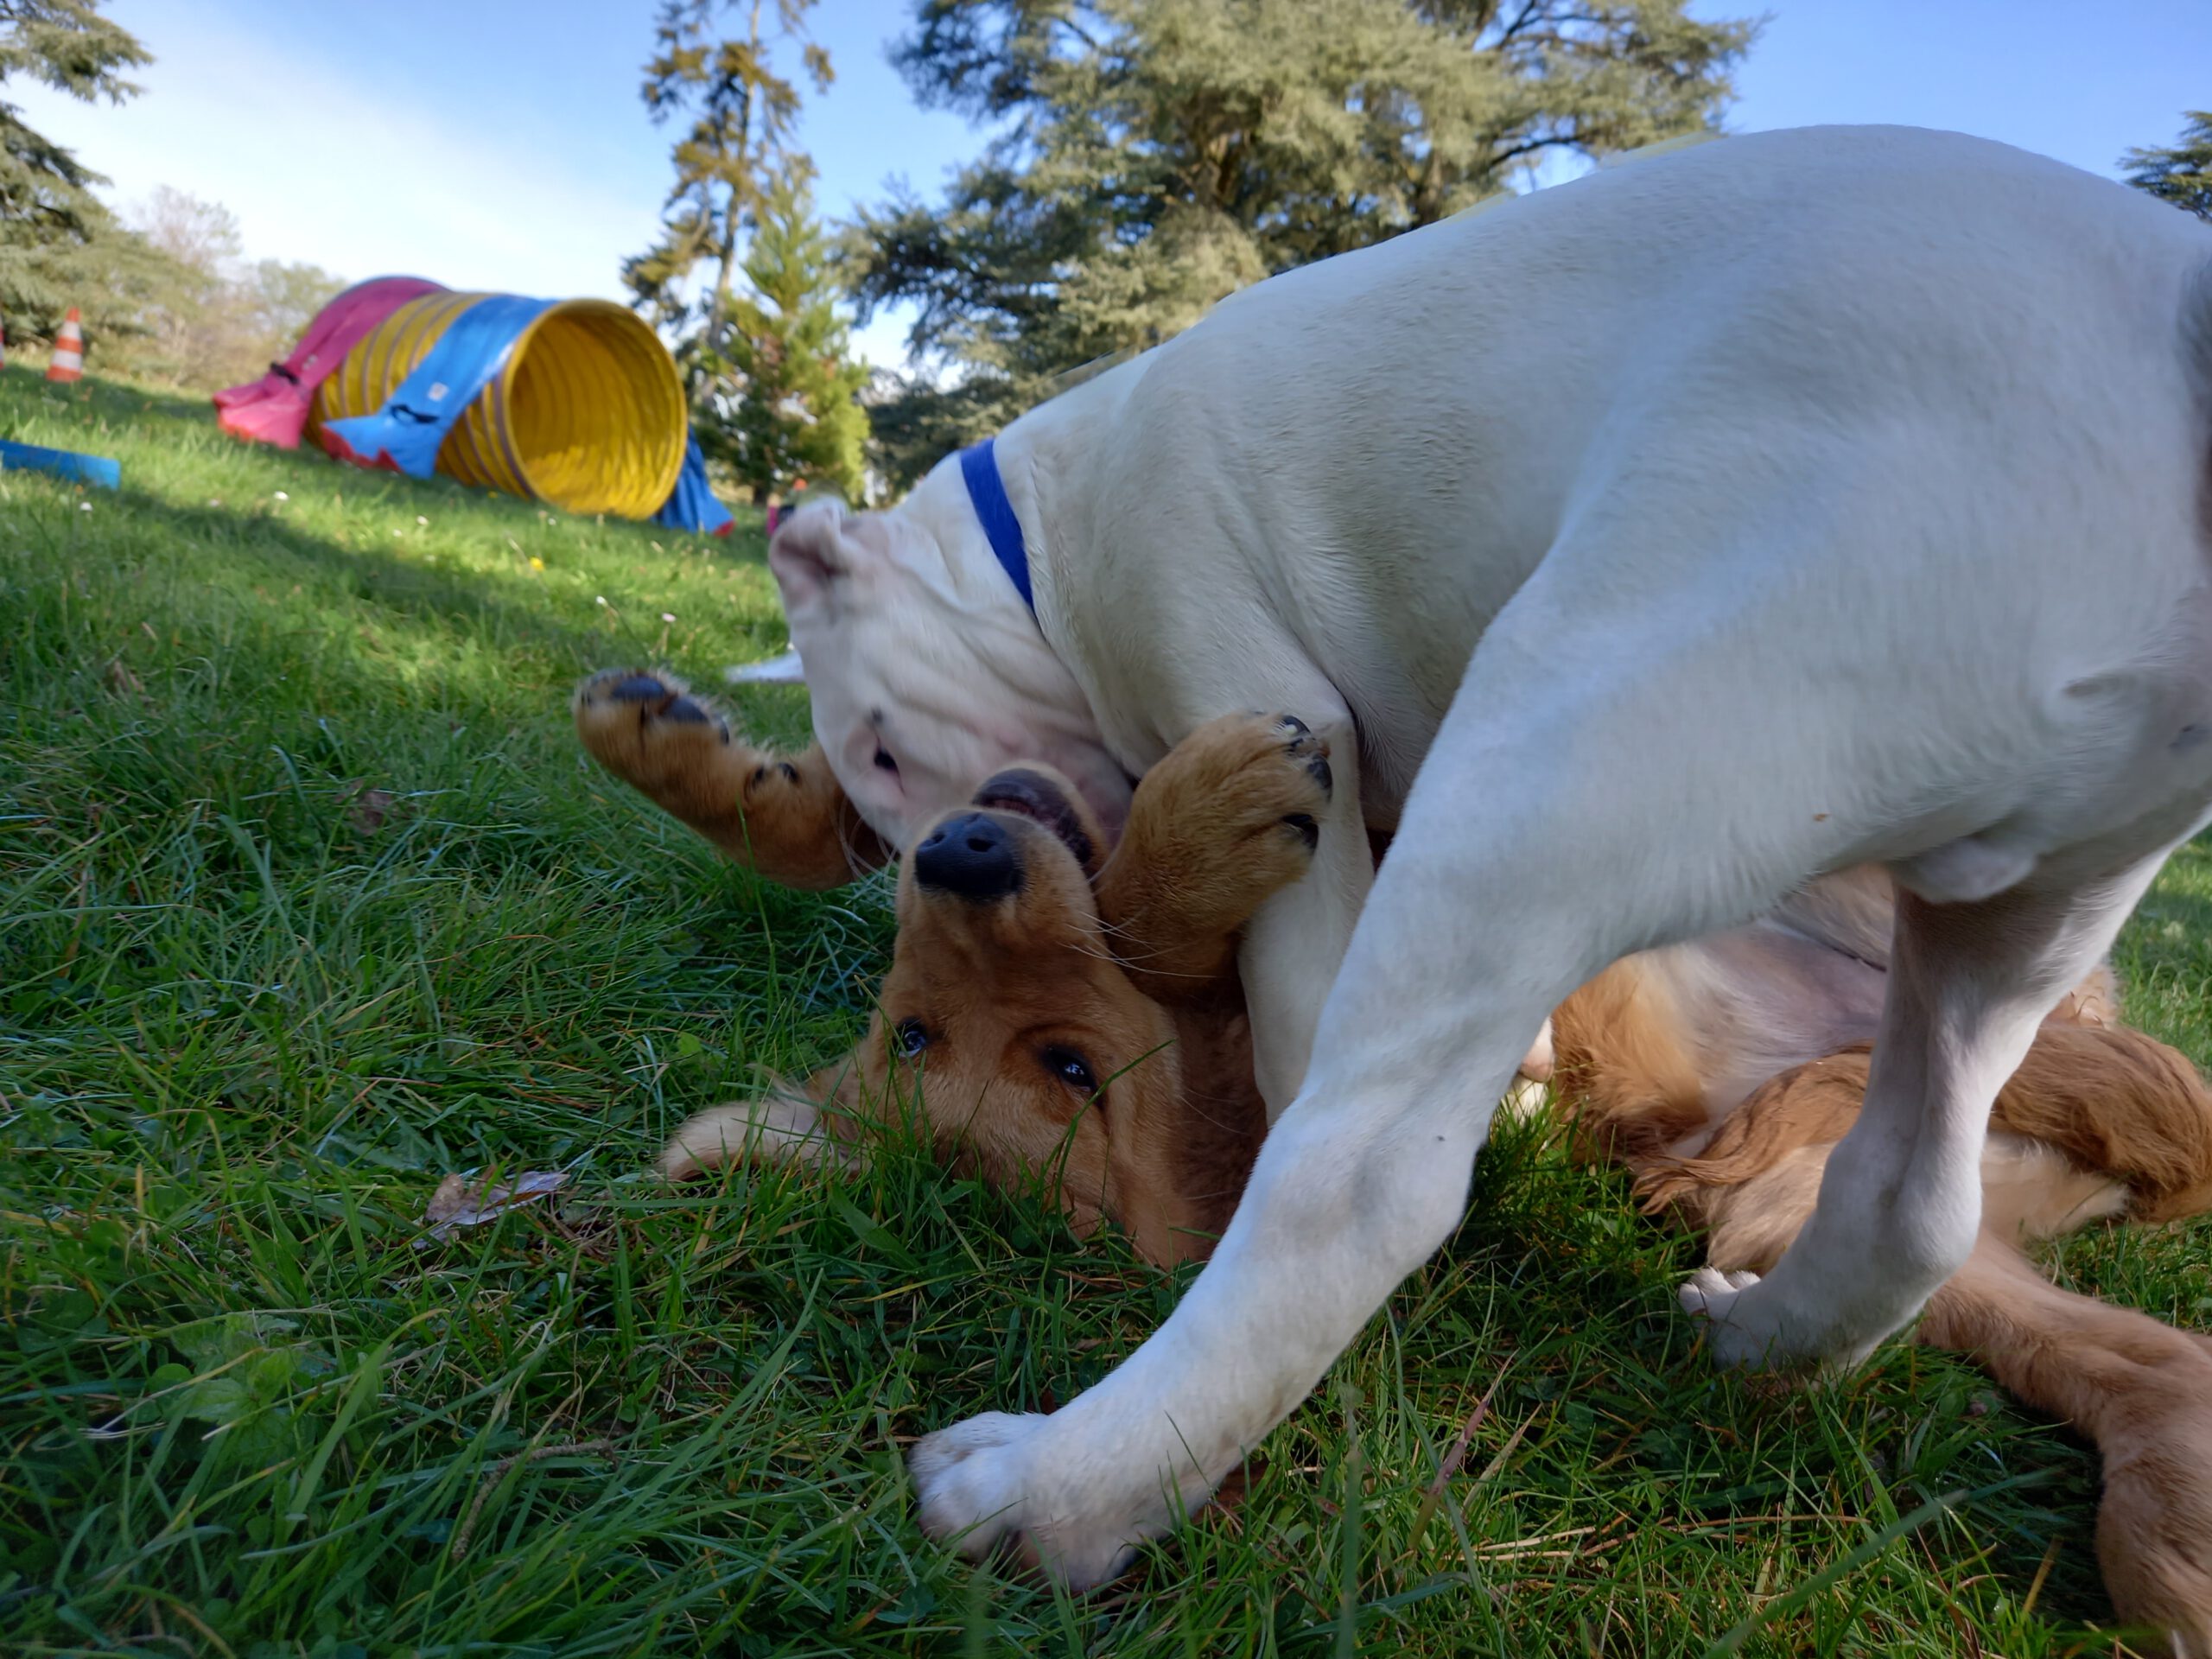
[768,455,1131,848]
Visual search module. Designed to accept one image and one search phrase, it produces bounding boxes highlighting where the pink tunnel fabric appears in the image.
[215,276,446,449]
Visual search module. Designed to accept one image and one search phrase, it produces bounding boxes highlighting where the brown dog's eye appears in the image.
[894,1019,930,1058]
[1040,1046,1098,1096]
[874,747,899,774]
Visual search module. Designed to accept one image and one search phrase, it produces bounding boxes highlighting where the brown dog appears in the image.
[576,667,1325,1262]
[575,666,2212,1648]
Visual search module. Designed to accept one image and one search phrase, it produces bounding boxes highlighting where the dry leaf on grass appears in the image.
[343,782,395,834]
[418,1169,569,1245]
[104,657,143,696]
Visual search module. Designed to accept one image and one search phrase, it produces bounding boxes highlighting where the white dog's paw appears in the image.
[1678,1267,1783,1368]
[907,1411,1158,1588]
[909,1412,1046,1560]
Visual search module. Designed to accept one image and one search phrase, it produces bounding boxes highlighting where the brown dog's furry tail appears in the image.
[1923,1235,2212,1654]
[1632,1047,1866,1217]
[1979,1022,2212,1224]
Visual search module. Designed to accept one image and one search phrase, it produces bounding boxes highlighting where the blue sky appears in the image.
[12,0,2209,368]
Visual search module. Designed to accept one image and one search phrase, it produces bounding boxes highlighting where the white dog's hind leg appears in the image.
[1682,854,2169,1370]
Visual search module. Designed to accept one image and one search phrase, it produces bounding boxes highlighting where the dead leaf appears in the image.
[103,657,143,696]
[418,1169,569,1244]
[343,782,395,834]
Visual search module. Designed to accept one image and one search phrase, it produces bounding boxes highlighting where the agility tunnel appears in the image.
[217,277,730,534]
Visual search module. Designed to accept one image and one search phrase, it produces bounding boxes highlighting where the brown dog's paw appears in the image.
[574,668,735,791]
[1096,712,1336,993]
[1144,709,1334,868]
[572,668,887,889]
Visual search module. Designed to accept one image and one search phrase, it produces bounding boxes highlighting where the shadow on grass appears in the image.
[57,478,791,728]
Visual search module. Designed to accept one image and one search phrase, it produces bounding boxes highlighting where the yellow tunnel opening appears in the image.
[312,294,687,520]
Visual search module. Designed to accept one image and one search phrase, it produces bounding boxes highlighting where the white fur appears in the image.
[766,125,2212,1584]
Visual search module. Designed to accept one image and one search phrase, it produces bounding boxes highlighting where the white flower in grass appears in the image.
[416,515,429,526]
[273,491,289,501]
[661,612,676,623]
[79,502,92,512]
[595,595,607,607]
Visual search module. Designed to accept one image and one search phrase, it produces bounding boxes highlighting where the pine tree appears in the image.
[2124,111,2212,219]
[0,0,160,344]
[854,0,1758,486]
[697,175,868,502]
[628,0,866,504]
[625,0,832,343]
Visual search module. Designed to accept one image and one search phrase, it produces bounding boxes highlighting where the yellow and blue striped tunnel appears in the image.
[310,291,688,520]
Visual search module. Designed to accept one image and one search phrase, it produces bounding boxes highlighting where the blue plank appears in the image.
[0,438,121,490]
[322,293,552,479]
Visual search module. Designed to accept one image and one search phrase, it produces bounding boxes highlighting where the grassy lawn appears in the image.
[3,371,2209,1658]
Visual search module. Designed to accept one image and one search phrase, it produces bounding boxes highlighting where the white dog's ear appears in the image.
[725,647,806,686]
[767,504,876,612]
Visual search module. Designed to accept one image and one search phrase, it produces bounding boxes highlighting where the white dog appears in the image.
[759,125,2212,1586]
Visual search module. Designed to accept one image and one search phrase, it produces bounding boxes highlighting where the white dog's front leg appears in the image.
[907,686,1673,1584]
[1239,716,1373,1117]
[909,1055,1502,1584]
[1237,728,1553,1117]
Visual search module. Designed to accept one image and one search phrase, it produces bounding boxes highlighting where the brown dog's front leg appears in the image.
[573,668,889,890]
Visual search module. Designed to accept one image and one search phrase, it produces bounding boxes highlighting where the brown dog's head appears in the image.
[664,763,1255,1266]
[866,765,1199,1252]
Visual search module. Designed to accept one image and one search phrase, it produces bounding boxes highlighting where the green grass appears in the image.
[3,371,2209,1658]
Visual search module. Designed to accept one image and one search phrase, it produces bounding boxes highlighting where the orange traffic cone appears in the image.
[46,308,84,383]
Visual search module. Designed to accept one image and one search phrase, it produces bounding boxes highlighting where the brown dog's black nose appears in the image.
[914,811,1020,899]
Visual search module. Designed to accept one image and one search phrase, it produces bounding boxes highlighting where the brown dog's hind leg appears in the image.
[574,668,889,890]
[1923,1236,2212,1656]
[1094,711,1334,1003]
[1654,1027,2212,1651]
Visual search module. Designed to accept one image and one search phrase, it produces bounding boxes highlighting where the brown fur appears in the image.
[1925,1240,2212,1658]
[577,666,2212,1646]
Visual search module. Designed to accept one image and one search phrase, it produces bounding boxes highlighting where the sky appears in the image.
[11,0,2209,369]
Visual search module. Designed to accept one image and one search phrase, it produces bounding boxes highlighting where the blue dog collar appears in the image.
[957,437,1035,614]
